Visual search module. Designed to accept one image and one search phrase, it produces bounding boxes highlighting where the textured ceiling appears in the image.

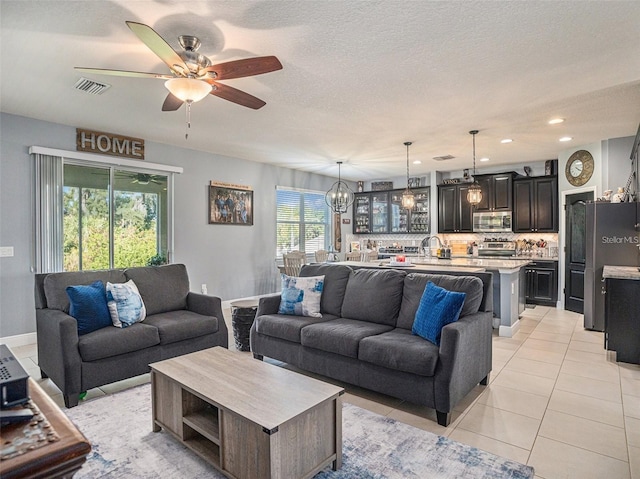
[1,0,639,181]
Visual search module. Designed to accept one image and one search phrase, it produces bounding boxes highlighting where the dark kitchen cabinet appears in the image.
[474,173,515,212]
[438,184,473,233]
[605,277,640,364]
[353,194,371,233]
[353,188,430,234]
[514,176,558,232]
[525,260,558,306]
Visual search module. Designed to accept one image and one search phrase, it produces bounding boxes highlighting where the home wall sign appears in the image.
[76,128,145,160]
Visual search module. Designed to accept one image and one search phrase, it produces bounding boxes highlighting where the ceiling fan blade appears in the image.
[206,56,283,80]
[162,93,184,111]
[75,67,173,79]
[209,82,266,109]
[126,21,188,75]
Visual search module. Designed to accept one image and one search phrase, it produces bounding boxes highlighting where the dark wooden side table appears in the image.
[0,378,91,479]
[230,299,259,351]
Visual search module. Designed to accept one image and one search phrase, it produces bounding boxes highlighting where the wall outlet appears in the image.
[0,246,14,257]
[201,284,207,295]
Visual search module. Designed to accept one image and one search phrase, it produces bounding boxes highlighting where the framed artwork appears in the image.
[209,184,253,225]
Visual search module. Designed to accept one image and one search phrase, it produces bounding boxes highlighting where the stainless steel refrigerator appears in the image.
[584,202,639,331]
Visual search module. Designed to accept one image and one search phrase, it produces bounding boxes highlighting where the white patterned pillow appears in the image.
[278,274,324,318]
[106,280,147,328]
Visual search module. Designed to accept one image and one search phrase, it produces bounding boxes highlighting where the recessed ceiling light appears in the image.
[480,157,490,162]
[559,136,573,142]
[500,139,513,144]
[413,160,422,165]
[548,118,565,125]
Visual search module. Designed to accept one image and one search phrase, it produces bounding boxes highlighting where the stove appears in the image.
[477,239,516,257]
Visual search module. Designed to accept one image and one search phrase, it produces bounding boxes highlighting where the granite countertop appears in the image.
[334,261,486,273]
[602,265,640,280]
[408,257,532,271]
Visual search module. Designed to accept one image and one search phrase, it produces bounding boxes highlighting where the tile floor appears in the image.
[11,305,640,479]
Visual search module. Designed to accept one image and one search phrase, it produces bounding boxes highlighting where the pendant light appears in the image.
[402,141,415,209]
[467,130,483,206]
[325,161,354,214]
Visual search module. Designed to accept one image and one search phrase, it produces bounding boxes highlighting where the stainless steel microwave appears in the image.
[472,211,512,233]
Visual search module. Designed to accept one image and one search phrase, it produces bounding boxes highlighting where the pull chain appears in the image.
[185,100,193,140]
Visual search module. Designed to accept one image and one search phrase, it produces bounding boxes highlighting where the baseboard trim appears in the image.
[0,332,37,349]
[499,320,521,338]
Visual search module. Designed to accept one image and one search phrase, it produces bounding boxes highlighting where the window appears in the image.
[62,165,168,271]
[33,148,177,273]
[276,188,330,257]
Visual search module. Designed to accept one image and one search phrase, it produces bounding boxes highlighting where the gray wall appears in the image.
[0,113,349,338]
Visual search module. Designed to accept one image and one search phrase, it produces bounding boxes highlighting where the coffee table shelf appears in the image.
[150,347,343,479]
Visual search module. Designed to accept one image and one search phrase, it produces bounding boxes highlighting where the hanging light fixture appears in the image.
[402,141,415,209]
[164,77,213,140]
[325,161,354,214]
[467,130,483,206]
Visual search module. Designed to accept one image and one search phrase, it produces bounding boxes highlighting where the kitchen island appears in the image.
[333,257,532,337]
[602,265,640,364]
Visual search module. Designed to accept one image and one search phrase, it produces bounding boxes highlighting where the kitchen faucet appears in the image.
[420,235,443,257]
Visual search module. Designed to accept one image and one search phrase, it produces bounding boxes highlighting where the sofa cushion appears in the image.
[124,264,189,315]
[340,269,406,326]
[412,282,466,346]
[78,322,160,362]
[144,310,219,345]
[44,270,126,313]
[301,318,393,358]
[278,274,324,318]
[300,264,352,316]
[397,273,484,330]
[66,280,112,335]
[358,328,440,377]
[255,314,338,343]
[106,280,147,328]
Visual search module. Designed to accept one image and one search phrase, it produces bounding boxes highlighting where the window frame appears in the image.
[31,146,181,272]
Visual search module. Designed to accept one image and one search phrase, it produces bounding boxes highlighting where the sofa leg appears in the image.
[64,394,80,408]
[480,374,490,386]
[253,353,263,361]
[436,411,451,427]
[40,369,48,379]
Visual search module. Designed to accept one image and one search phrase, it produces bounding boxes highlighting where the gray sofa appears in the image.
[250,264,493,426]
[35,264,228,407]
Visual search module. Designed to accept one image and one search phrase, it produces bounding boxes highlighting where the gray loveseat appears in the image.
[35,264,228,407]
[250,264,493,426]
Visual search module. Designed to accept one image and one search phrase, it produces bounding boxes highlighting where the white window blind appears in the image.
[276,188,329,257]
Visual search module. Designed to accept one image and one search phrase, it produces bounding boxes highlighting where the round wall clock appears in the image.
[565,150,594,186]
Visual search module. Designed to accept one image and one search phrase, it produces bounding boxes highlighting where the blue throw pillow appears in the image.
[412,282,466,346]
[278,274,324,318]
[66,280,112,335]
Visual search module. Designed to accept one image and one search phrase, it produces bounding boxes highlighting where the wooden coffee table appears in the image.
[150,347,343,479]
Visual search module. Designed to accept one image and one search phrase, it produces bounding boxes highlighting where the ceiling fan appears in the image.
[75,21,283,111]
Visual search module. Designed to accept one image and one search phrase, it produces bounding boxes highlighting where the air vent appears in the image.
[74,77,111,95]
[432,155,455,161]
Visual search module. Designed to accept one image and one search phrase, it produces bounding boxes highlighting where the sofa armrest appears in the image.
[434,311,493,412]
[36,309,82,396]
[186,292,229,338]
[256,294,281,317]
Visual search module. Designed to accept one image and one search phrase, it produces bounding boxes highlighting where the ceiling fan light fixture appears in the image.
[164,77,212,103]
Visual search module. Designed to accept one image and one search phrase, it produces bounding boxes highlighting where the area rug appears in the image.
[65,384,534,478]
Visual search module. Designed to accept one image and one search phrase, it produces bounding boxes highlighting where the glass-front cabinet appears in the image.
[352,187,430,234]
[371,192,389,233]
[353,194,371,233]
[389,191,409,233]
[409,188,430,233]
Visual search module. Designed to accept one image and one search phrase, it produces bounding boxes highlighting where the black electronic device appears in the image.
[0,408,34,426]
[0,344,30,408]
